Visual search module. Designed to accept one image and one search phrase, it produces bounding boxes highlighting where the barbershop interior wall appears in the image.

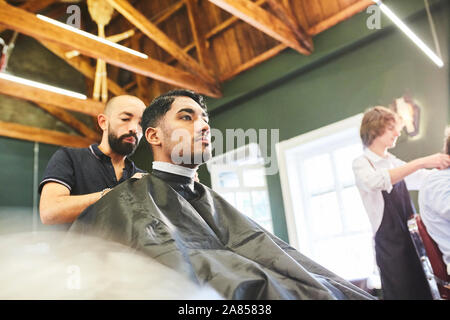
[0,138,60,233]
[0,0,448,241]
[193,0,450,242]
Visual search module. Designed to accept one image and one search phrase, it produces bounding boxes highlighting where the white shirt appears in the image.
[419,168,450,275]
[152,161,196,191]
[352,148,431,234]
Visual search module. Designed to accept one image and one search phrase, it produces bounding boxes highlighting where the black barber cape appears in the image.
[69,171,375,300]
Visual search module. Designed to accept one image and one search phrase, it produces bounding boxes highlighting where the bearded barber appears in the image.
[39,95,147,225]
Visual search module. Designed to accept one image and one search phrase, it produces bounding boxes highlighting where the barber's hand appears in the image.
[131,172,148,179]
[194,171,199,183]
[420,153,450,170]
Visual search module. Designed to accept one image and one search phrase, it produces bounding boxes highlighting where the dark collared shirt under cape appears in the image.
[69,172,375,300]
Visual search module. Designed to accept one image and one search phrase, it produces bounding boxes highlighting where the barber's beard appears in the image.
[108,132,138,156]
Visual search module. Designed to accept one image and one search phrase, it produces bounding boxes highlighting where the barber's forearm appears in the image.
[40,192,102,224]
[389,159,423,186]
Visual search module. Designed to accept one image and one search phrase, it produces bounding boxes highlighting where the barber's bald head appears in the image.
[98,95,147,156]
[103,95,146,117]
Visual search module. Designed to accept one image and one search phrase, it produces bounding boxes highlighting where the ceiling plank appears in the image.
[123,1,185,42]
[308,0,373,36]
[208,0,311,55]
[0,77,105,116]
[0,1,222,98]
[105,0,216,84]
[218,0,373,81]
[185,0,212,70]
[0,121,94,148]
[164,0,267,66]
[34,102,101,142]
[220,43,286,82]
[39,40,128,97]
[130,36,151,105]
[153,1,185,26]
[266,0,313,52]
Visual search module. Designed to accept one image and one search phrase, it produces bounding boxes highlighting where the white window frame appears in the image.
[207,143,274,232]
[276,114,364,255]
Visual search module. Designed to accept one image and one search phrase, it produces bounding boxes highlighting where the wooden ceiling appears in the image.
[0,0,373,147]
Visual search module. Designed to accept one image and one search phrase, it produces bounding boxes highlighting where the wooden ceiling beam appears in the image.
[0,0,58,33]
[0,1,221,97]
[130,36,151,105]
[0,77,105,116]
[119,1,185,42]
[185,0,212,70]
[0,121,94,148]
[163,0,268,66]
[208,0,312,55]
[219,43,286,82]
[266,0,313,52]
[308,0,374,36]
[105,0,216,84]
[152,1,185,26]
[34,102,101,142]
[219,0,374,81]
[39,40,128,97]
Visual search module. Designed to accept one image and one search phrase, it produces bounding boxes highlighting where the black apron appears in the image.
[374,179,432,299]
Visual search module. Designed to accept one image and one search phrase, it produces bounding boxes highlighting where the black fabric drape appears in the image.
[69,173,375,300]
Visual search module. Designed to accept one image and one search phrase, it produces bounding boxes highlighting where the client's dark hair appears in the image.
[142,89,207,134]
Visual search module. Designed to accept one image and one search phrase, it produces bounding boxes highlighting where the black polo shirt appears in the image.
[39,144,145,195]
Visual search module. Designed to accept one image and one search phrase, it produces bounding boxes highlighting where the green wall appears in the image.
[198,0,449,242]
[0,138,61,233]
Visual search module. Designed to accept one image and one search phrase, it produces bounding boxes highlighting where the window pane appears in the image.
[243,168,266,187]
[221,192,236,207]
[303,154,334,195]
[341,186,371,232]
[333,144,363,187]
[218,171,239,188]
[258,219,274,234]
[236,192,254,218]
[251,191,271,221]
[309,192,343,237]
[313,234,375,280]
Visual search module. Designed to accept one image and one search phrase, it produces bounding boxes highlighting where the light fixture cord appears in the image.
[424,0,442,59]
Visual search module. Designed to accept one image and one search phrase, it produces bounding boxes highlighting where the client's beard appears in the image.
[108,132,139,156]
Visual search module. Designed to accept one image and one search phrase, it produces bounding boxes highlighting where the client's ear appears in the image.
[145,127,161,146]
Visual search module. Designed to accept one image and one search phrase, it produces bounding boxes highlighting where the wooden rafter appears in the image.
[0,0,58,33]
[266,0,313,52]
[208,0,312,55]
[123,1,185,43]
[39,40,128,97]
[130,36,151,105]
[0,121,94,148]
[0,77,104,116]
[221,0,373,81]
[34,103,101,142]
[0,1,221,97]
[152,1,185,26]
[308,0,374,35]
[102,0,373,90]
[185,0,211,70]
[105,0,216,84]
[220,43,286,82]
